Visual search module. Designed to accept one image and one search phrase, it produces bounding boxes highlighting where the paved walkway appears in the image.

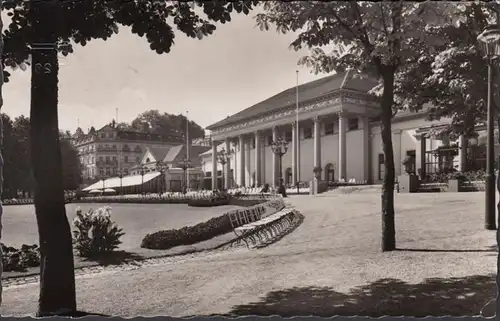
[2,191,496,317]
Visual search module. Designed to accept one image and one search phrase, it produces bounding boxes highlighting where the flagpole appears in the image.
[296,70,300,186]
[186,111,190,191]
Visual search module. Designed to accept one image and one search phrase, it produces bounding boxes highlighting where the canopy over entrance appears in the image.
[82,172,161,192]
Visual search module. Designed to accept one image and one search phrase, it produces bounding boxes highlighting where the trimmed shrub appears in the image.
[1,243,41,272]
[141,215,233,250]
[72,206,125,257]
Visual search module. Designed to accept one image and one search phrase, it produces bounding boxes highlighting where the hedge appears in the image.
[2,243,41,272]
[141,198,268,250]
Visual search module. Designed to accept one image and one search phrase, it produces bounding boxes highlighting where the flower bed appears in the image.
[1,243,41,272]
[141,198,275,250]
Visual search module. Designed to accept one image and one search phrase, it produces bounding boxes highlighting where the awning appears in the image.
[82,172,161,192]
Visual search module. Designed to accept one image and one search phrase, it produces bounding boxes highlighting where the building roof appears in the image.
[200,142,226,157]
[82,172,161,191]
[162,144,211,167]
[147,146,171,162]
[206,71,379,130]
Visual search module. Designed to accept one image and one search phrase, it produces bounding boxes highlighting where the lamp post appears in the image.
[271,137,288,197]
[216,147,234,191]
[178,157,192,194]
[477,25,500,230]
[478,24,500,320]
[117,170,124,195]
[139,166,147,195]
[156,161,168,195]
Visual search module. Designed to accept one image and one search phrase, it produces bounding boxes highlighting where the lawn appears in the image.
[2,203,242,252]
[2,191,497,317]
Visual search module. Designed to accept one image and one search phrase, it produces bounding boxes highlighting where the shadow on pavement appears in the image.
[395,248,497,253]
[82,250,144,266]
[225,274,495,317]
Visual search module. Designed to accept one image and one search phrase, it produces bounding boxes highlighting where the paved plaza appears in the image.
[2,191,497,317]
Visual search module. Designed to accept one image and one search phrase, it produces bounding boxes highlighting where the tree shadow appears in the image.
[81,250,144,266]
[225,274,496,317]
[395,248,497,253]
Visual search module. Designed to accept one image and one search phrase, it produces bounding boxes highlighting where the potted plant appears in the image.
[313,166,323,180]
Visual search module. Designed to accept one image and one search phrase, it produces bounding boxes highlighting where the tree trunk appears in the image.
[380,67,396,252]
[0,0,4,308]
[30,0,77,316]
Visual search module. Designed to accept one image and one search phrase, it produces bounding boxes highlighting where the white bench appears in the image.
[228,204,295,247]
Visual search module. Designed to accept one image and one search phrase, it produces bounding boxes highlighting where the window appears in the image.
[124,156,129,163]
[99,156,104,162]
[91,157,95,164]
[378,153,385,181]
[324,122,334,135]
[112,144,116,149]
[146,157,150,163]
[285,131,293,142]
[303,127,313,139]
[108,133,114,139]
[112,156,117,162]
[105,156,110,162]
[205,172,212,177]
[100,133,105,138]
[348,118,359,131]
[105,144,110,149]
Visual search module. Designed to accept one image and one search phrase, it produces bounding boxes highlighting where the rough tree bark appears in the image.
[30,0,76,315]
[0,0,4,310]
[380,66,397,252]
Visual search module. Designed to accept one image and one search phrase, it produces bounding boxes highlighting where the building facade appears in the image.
[71,121,183,181]
[203,71,481,190]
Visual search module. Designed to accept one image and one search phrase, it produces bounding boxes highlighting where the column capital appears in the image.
[254,130,261,137]
[313,115,322,124]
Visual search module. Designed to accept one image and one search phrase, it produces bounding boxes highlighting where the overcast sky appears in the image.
[2,10,327,133]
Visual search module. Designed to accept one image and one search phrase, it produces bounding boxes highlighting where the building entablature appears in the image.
[210,91,380,142]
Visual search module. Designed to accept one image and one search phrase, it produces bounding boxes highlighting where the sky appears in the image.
[2,9,327,134]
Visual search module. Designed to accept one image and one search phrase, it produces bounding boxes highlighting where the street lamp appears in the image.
[117,170,124,195]
[216,147,234,191]
[139,166,147,195]
[271,136,288,197]
[178,157,192,194]
[156,161,168,195]
[477,25,500,230]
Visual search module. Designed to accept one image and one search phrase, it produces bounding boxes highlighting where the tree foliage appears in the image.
[257,1,456,251]
[0,114,81,198]
[392,3,500,139]
[2,0,258,82]
[130,109,205,140]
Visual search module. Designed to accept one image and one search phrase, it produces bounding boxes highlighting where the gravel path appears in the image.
[2,192,496,317]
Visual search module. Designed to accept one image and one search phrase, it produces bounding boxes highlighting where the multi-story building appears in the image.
[71,120,183,181]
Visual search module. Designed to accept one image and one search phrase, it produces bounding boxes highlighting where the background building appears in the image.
[71,120,183,182]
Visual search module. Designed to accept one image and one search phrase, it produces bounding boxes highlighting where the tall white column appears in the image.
[362,117,371,183]
[224,138,231,189]
[292,123,297,185]
[313,116,321,172]
[272,126,278,187]
[211,139,217,190]
[254,131,261,187]
[458,134,467,172]
[245,138,251,186]
[338,114,347,181]
[393,130,402,176]
[239,135,245,187]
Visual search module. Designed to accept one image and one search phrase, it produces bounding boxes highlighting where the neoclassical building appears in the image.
[203,71,483,190]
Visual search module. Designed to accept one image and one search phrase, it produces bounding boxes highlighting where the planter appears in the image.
[398,174,419,193]
[447,179,463,192]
